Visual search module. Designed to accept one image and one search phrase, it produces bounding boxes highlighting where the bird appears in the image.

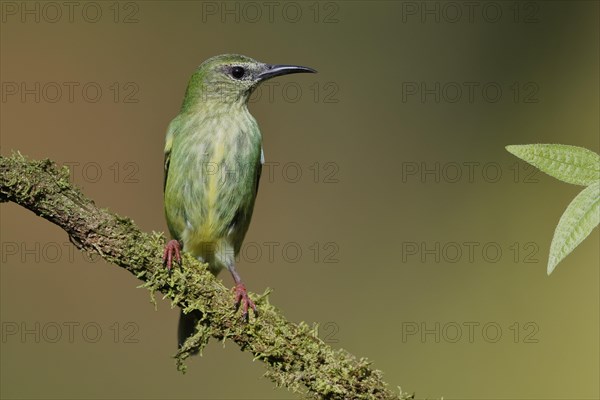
[162,54,316,350]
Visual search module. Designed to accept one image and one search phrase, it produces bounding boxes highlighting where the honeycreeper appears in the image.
[162,54,315,347]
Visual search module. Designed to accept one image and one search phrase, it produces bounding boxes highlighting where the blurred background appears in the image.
[1,1,598,399]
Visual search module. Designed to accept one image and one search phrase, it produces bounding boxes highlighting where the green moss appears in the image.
[0,153,412,400]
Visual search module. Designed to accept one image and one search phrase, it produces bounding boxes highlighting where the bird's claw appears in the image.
[163,240,182,273]
[234,283,257,321]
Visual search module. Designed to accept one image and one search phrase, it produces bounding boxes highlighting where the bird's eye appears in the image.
[231,66,245,79]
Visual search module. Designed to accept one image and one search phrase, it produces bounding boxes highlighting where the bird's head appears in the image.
[181,54,316,110]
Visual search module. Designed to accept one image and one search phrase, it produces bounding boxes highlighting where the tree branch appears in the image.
[0,153,412,400]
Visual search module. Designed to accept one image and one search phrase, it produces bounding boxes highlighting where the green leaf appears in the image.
[547,181,600,275]
[506,144,600,186]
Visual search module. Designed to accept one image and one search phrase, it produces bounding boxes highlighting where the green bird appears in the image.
[162,54,315,347]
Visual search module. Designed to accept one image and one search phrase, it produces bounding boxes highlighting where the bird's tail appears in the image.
[178,309,202,355]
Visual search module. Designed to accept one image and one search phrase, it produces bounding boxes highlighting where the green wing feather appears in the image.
[163,115,180,193]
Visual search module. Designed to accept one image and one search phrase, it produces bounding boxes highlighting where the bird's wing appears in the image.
[163,117,179,193]
[255,147,264,194]
[163,150,171,193]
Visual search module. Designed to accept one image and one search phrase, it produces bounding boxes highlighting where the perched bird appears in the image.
[162,54,316,348]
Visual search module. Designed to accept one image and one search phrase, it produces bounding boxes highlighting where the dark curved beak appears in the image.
[257,64,317,81]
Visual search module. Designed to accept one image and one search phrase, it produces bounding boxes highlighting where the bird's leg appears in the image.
[162,239,182,272]
[229,265,257,320]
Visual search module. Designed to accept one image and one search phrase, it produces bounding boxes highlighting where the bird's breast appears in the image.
[164,110,262,257]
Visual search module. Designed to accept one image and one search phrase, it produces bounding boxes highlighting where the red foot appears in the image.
[163,240,182,272]
[234,283,257,320]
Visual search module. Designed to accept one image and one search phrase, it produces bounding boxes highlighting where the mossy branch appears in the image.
[0,153,412,400]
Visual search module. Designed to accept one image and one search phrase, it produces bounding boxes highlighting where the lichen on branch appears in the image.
[0,153,412,400]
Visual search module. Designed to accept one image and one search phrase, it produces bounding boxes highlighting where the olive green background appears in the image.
[1,1,598,399]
